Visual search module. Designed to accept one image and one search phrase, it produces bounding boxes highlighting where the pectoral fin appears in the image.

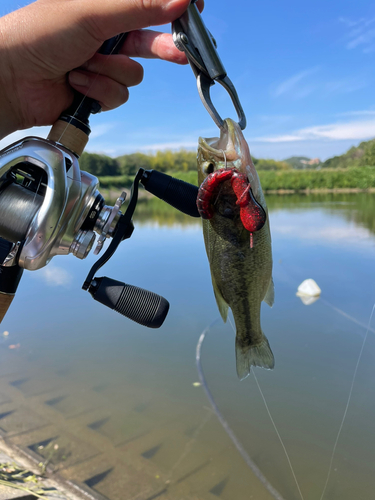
[263,277,275,308]
[211,271,229,322]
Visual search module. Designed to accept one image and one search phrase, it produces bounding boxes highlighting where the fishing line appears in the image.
[57,34,127,144]
[318,301,375,500]
[321,298,375,336]
[279,257,375,337]
[278,258,375,497]
[166,408,213,479]
[210,150,229,212]
[228,317,305,500]
[252,369,305,500]
[196,321,288,500]
[124,403,210,500]
[220,149,228,169]
[123,410,212,500]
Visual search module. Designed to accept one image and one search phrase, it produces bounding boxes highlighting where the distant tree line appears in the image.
[253,158,290,170]
[322,139,375,169]
[80,139,375,193]
[80,150,198,177]
[80,150,292,178]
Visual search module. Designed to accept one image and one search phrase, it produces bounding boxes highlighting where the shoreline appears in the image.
[99,186,375,201]
[0,437,88,500]
[265,187,375,194]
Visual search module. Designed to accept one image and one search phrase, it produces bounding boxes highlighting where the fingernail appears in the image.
[166,0,186,8]
[69,71,89,87]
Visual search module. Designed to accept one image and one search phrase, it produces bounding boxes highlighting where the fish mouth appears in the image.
[198,119,244,165]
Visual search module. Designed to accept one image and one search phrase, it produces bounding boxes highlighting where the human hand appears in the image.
[0,0,204,139]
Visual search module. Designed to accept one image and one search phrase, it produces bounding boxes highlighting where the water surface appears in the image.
[1,193,375,500]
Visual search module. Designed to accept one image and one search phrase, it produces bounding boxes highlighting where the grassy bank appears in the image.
[258,167,375,191]
[97,167,375,193]
[98,171,197,188]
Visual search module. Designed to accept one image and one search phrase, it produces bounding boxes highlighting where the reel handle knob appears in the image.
[141,170,200,218]
[88,277,169,328]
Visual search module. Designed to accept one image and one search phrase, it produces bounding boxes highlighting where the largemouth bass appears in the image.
[197,118,274,380]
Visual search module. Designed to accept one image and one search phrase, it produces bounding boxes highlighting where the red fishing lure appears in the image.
[197,168,267,247]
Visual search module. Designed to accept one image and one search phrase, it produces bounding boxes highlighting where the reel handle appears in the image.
[141,170,200,218]
[88,277,169,328]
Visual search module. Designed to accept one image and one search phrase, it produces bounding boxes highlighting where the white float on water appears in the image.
[296,279,321,306]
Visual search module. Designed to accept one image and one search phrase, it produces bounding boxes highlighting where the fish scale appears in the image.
[197,119,275,380]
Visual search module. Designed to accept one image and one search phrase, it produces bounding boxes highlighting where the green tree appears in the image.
[360,141,375,166]
[117,153,152,175]
[253,158,291,170]
[80,152,120,176]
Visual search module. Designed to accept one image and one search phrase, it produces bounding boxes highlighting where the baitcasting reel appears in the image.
[0,24,201,327]
[0,130,200,326]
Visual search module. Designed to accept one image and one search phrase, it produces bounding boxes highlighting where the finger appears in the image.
[77,0,205,42]
[122,30,187,64]
[15,0,205,74]
[80,53,144,87]
[68,71,129,111]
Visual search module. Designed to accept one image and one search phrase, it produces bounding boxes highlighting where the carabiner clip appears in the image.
[172,1,246,130]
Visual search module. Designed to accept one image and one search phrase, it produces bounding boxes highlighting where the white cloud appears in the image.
[337,109,375,117]
[339,17,365,28]
[0,127,50,151]
[258,115,293,124]
[136,141,198,151]
[274,224,371,241]
[254,134,303,143]
[348,29,375,52]
[340,17,375,53]
[272,68,367,100]
[0,121,115,154]
[86,140,198,157]
[37,266,73,287]
[89,122,117,139]
[252,118,375,144]
[273,67,320,98]
[271,213,375,250]
[325,77,368,94]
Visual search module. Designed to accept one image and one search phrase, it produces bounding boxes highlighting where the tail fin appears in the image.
[235,334,275,381]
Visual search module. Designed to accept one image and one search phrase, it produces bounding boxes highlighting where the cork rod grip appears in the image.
[0,293,14,323]
[0,265,23,323]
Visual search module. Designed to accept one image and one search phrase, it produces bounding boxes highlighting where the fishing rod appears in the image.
[0,1,246,326]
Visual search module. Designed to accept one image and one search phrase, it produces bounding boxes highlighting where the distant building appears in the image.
[300,158,321,166]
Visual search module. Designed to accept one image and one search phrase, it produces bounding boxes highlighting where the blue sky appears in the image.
[1,0,375,160]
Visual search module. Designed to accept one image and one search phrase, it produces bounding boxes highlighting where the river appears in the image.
[1,193,375,500]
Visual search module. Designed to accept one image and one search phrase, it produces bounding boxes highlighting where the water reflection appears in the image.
[132,192,375,239]
[0,193,375,500]
[267,192,375,239]
[134,196,200,227]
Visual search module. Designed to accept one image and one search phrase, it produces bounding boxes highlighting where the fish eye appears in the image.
[203,162,215,174]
